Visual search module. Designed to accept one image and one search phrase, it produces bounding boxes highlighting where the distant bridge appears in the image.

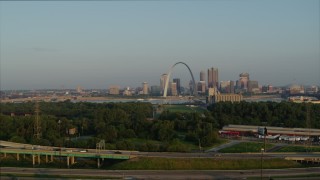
[0,140,135,168]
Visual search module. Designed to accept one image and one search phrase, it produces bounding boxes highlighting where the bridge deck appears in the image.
[1,148,134,160]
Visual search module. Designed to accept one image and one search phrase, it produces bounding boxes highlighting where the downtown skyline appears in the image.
[1,0,319,90]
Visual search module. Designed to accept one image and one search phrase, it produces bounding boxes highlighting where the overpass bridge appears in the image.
[0,141,136,168]
[285,156,320,164]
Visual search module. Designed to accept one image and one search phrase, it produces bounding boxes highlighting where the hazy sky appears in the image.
[1,0,319,90]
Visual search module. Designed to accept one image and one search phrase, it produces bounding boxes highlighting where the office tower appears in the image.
[220,81,230,93]
[248,80,259,93]
[142,82,149,95]
[262,85,273,93]
[160,74,168,93]
[171,82,177,96]
[173,78,181,95]
[239,72,250,90]
[197,81,206,94]
[230,81,235,93]
[221,81,235,93]
[109,85,120,95]
[150,85,161,96]
[200,70,206,82]
[208,67,218,88]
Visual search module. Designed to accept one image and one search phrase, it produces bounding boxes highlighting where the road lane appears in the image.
[1,167,320,179]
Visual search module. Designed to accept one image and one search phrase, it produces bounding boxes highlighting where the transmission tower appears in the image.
[306,103,311,151]
[34,99,42,139]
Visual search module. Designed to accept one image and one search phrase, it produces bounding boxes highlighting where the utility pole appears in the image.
[261,148,264,180]
[264,127,267,152]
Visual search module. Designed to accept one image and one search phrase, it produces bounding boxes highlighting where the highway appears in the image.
[2,140,320,160]
[1,140,320,179]
[1,167,320,179]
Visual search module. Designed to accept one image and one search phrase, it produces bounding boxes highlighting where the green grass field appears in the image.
[275,145,320,152]
[108,157,303,170]
[219,142,274,153]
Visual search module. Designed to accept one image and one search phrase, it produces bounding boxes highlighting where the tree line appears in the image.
[0,101,219,152]
[1,101,318,152]
[207,101,320,129]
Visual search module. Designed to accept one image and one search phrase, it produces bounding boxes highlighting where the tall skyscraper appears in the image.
[173,78,181,95]
[171,82,177,96]
[142,82,149,95]
[208,67,218,88]
[200,70,206,82]
[160,74,168,94]
[238,72,250,90]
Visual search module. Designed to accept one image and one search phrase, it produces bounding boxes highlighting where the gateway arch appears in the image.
[163,62,196,97]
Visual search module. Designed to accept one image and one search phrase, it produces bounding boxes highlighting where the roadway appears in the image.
[1,167,320,179]
[2,140,320,160]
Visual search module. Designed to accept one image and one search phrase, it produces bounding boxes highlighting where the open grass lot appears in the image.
[163,104,206,113]
[219,142,274,153]
[108,157,303,170]
[275,145,320,152]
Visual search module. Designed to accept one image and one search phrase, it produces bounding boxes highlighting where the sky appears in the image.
[0,0,319,90]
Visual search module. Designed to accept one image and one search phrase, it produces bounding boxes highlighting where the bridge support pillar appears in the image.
[37,154,41,165]
[16,153,20,161]
[32,155,35,166]
[50,155,53,162]
[46,155,48,163]
[4,153,6,158]
[71,156,75,164]
[23,154,26,159]
[67,156,70,168]
[97,158,100,168]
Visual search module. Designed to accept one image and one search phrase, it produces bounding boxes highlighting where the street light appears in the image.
[261,148,264,180]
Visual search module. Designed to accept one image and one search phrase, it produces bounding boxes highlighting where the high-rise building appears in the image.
[197,81,206,94]
[142,82,149,95]
[173,78,181,95]
[230,81,235,94]
[160,74,168,94]
[208,67,218,88]
[262,85,273,93]
[248,80,259,93]
[171,82,177,96]
[200,70,206,82]
[238,72,250,90]
[150,85,161,96]
[219,81,234,93]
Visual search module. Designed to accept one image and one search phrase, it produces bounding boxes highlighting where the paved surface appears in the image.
[206,140,241,152]
[1,167,320,180]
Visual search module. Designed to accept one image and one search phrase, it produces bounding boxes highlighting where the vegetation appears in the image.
[1,101,319,152]
[218,142,274,153]
[108,157,303,170]
[0,155,305,170]
[0,101,219,151]
[208,101,320,129]
[275,145,320,152]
